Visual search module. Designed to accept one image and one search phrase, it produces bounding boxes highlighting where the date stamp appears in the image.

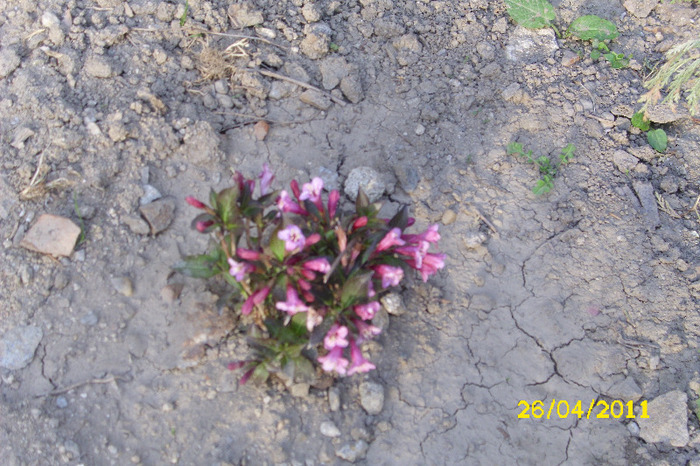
[517,399,649,420]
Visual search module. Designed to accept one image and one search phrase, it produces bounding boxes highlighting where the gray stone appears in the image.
[638,390,689,447]
[442,209,457,225]
[506,27,559,63]
[111,276,134,297]
[319,56,348,90]
[394,165,419,192]
[381,292,405,316]
[80,311,99,326]
[139,197,176,234]
[318,166,340,191]
[11,127,35,149]
[290,383,309,397]
[56,396,68,408]
[299,90,332,110]
[0,47,21,78]
[612,150,639,173]
[84,55,113,78]
[336,440,369,462]
[359,380,384,415]
[372,306,389,332]
[228,3,264,28]
[268,81,296,100]
[0,325,43,370]
[345,167,386,202]
[123,215,150,235]
[20,214,81,258]
[628,421,640,436]
[139,184,162,205]
[328,387,340,412]
[603,377,643,402]
[633,181,660,229]
[623,0,658,18]
[340,74,363,103]
[320,420,341,437]
[463,232,487,249]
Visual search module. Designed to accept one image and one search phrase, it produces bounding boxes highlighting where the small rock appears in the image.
[414,124,426,136]
[392,34,422,53]
[139,184,162,205]
[0,47,21,78]
[442,209,457,225]
[161,284,183,303]
[301,3,322,22]
[463,232,487,249]
[492,17,508,34]
[344,167,385,202]
[645,104,688,124]
[290,383,310,397]
[638,390,689,447]
[300,28,330,59]
[11,127,35,149]
[340,74,363,103]
[501,83,522,102]
[612,150,639,173]
[506,26,558,63]
[628,421,640,436]
[328,387,340,412]
[335,440,369,462]
[0,325,43,370]
[372,306,390,332]
[660,176,679,194]
[319,56,349,90]
[123,215,150,235]
[381,292,405,316]
[268,81,296,100]
[320,420,341,438]
[228,3,264,28]
[394,165,419,192]
[20,214,81,258]
[111,276,133,297]
[84,55,113,78]
[623,0,658,18]
[56,396,68,408]
[80,311,99,326]
[253,120,269,141]
[53,271,70,290]
[64,440,80,459]
[561,50,580,67]
[139,197,176,234]
[299,90,332,110]
[359,380,384,415]
[318,166,341,191]
[633,181,660,229]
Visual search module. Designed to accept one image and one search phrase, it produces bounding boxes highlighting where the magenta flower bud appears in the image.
[227,361,246,371]
[239,367,255,385]
[328,190,340,218]
[237,248,261,261]
[297,279,312,291]
[352,216,368,230]
[185,196,207,209]
[304,233,321,248]
[241,286,270,315]
[259,163,274,196]
[303,257,331,274]
[353,319,381,344]
[347,339,375,375]
[290,179,301,200]
[376,228,405,252]
[196,220,215,232]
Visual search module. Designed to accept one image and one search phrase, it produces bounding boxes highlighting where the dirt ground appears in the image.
[2,0,700,464]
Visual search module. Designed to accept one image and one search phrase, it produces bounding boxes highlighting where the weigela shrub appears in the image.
[176,165,444,386]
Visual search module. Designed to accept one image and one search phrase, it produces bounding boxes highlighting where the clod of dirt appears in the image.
[623,0,658,18]
[300,90,332,110]
[336,440,369,462]
[319,56,349,90]
[344,167,386,202]
[20,214,81,258]
[442,209,457,225]
[83,55,114,78]
[228,3,264,28]
[253,120,270,141]
[632,181,661,229]
[603,376,643,401]
[161,284,184,303]
[139,197,176,235]
[637,390,689,447]
[0,325,43,370]
[612,150,639,173]
[359,380,385,415]
[300,26,331,59]
[0,47,21,78]
[111,276,134,297]
[320,420,341,437]
[644,104,689,124]
[506,27,559,63]
[328,387,341,412]
[340,73,364,104]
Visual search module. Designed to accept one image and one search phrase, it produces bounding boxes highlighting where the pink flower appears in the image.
[376,228,405,252]
[228,258,253,281]
[367,280,376,298]
[324,324,349,350]
[306,307,323,331]
[237,248,261,261]
[277,191,306,215]
[352,216,368,231]
[406,252,446,282]
[303,257,331,274]
[318,346,349,375]
[395,241,430,268]
[328,190,340,218]
[259,163,274,196]
[374,264,404,288]
[353,319,381,343]
[304,233,321,248]
[278,225,306,252]
[299,177,324,205]
[347,339,375,375]
[275,286,310,315]
[354,301,380,320]
[241,286,270,315]
[185,196,206,209]
[402,224,440,245]
[297,279,312,291]
[196,220,215,232]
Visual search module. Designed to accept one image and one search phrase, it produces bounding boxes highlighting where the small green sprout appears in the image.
[507,142,576,195]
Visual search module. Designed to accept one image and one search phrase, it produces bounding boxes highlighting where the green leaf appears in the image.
[590,49,601,60]
[631,111,651,131]
[173,253,222,278]
[355,188,370,211]
[250,364,269,384]
[340,271,373,308]
[507,142,524,155]
[567,15,618,41]
[216,187,239,225]
[504,0,555,29]
[647,128,668,153]
[387,205,410,230]
[532,177,553,195]
[604,52,630,69]
[559,143,576,164]
[268,225,286,262]
[179,0,189,27]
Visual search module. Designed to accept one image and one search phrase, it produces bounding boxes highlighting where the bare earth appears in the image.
[2,0,700,464]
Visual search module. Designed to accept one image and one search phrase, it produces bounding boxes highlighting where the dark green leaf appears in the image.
[590,49,601,60]
[173,253,222,278]
[303,199,321,219]
[216,187,239,224]
[268,225,286,262]
[631,112,651,131]
[387,205,409,230]
[251,364,269,384]
[507,142,524,155]
[647,128,667,153]
[567,15,618,41]
[559,143,576,164]
[504,0,555,29]
[603,52,630,69]
[355,188,370,211]
[209,188,219,211]
[340,271,373,308]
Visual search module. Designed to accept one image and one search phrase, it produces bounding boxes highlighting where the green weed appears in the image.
[73,192,87,246]
[507,142,575,195]
[631,111,668,153]
[180,0,189,27]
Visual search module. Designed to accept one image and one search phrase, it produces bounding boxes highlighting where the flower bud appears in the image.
[185,196,206,209]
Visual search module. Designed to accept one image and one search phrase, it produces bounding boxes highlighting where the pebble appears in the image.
[84,55,113,78]
[290,383,310,397]
[628,421,640,436]
[359,380,384,415]
[0,325,44,370]
[56,396,68,408]
[300,28,330,59]
[227,3,264,28]
[253,120,269,141]
[340,74,363,103]
[20,214,81,258]
[10,127,35,149]
[299,90,332,110]
[328,387,340,412]
[0,47,21,78]
[394,165,419,192]
[123,215,151,235]
[463,232,487,249]
[612,150,639,173]
[637,390,689,447]
[335,440,369,462]
[139,197,176,234]
[111,276,134,297]
[319,56,348,90]
[344,167,386,202]
[632,181,660,229]
[381,292,405,316]
[506,27,558,63]
[161,284,183,303]
[442,209,456,225]
[320,420,341,437]
[53,271,70,290]
[301,3,322,22]
[414,124,426,136]
[139,185,162,205]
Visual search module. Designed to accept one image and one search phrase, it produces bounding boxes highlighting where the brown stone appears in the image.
[20,214,81,257]
[139,197,175,235]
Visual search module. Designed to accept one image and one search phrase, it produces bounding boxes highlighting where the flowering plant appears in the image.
[175,165,444,386]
